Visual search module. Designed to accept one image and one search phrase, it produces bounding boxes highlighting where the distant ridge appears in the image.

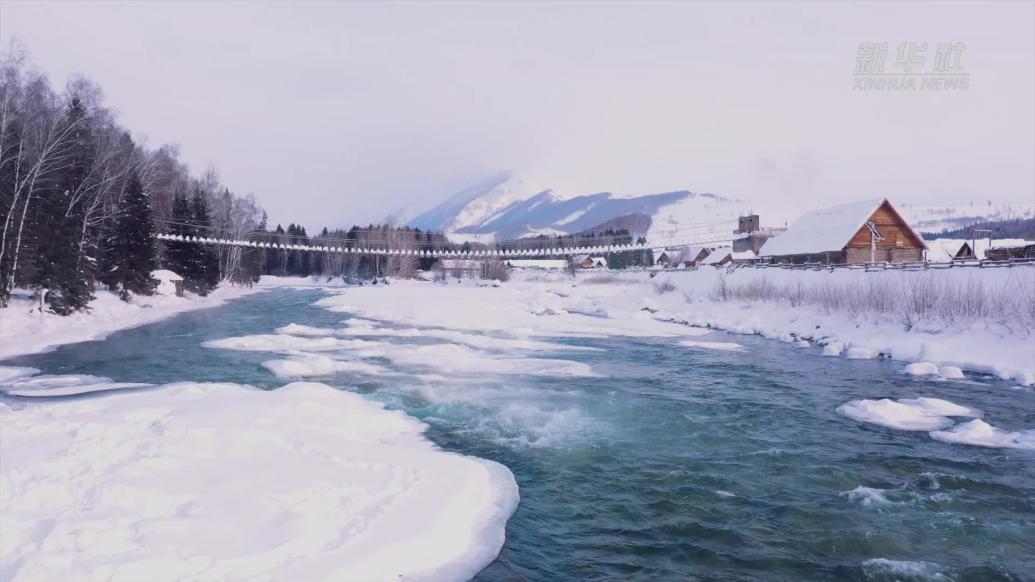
[407,176,746,242]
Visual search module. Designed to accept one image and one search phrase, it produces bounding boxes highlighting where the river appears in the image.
[4,287,1033,581]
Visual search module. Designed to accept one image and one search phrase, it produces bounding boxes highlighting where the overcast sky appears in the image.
[2,1,1032,229]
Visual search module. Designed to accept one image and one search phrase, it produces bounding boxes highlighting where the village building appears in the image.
[655,246,710,268]
[574,255,608,269]
[151,270,184,297]
[732,214,785,254]
[985,242,1035,260]
[759,198,926,265]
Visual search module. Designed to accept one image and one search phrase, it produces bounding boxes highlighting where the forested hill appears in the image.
[923,218,1035,240]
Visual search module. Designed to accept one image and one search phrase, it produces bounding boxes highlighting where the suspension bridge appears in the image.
[155,228,748,259]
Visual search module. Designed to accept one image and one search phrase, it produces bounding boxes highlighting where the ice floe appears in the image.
[845,347,876,359]
[261,355,389,378]
[678,340,745,352]
[0,367,152,397]
[0,381,518,580]
[203,334,382,352]
[836,397,980,431]
[905,362,940,376]
[930,419,1035,451]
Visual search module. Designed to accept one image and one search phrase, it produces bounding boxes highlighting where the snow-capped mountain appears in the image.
[898,202,1034,234]
[408,174,747,243]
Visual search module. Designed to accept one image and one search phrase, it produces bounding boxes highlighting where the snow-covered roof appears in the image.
[730,250,757,261]
[151,269,183,281]
[702,248,732,264]
[761,198,923,257]
[925,239,971,262]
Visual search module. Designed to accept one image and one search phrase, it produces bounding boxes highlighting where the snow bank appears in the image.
[930,419,1035,451]
[0,284,259,361]
[836,397,980,431]
[0,381,519,581]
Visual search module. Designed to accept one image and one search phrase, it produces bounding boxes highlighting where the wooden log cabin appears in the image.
[760,199,926,265]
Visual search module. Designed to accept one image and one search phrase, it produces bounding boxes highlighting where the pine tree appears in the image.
[102,173,158,300]
[162,192,195,279]
[189,188,220,295]
[33,97,95,315]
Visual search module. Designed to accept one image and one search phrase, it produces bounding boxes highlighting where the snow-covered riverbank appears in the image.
[0,284,261,360]
[306,267,1035,387]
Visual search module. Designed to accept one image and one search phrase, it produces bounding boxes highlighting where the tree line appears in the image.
[0,48,264,314]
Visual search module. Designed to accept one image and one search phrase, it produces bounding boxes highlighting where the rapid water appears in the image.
[4,288,1034,581]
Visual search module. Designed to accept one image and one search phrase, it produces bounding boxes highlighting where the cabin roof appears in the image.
[151,269,183,281]
[760,198,924,257]
[702,247,732,264]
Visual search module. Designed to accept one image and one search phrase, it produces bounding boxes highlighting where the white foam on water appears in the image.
[715,490,737,498]
[387,343,602,378]
[938,366,965,380]
[276,323,338,336]
[861,558,953,581]
[836,397,980,431]
[0,381,519,581]
[930,419,1035,451]
[679,340,745,352]
[261,355,389,378]
[337,324,596,353]
[203,334,383,353]
[842,486,893,506]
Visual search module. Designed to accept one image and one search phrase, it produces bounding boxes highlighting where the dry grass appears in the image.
[711,269,1035,333]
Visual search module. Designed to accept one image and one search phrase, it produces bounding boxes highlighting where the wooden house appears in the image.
[760,199,925,265]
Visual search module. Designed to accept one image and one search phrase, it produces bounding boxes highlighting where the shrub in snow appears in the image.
[709,268,1035,333]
